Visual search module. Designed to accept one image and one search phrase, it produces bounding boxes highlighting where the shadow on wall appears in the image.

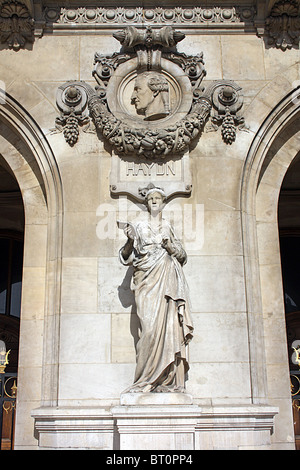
[118,266,140,350]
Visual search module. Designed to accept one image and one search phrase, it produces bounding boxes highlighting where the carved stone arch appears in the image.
[0,89,63,446]
[241,81,300,419]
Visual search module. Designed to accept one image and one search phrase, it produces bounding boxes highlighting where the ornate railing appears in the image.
[0,373,17,450]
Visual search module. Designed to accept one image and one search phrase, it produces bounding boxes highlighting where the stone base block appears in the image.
[112,403,278,450]
[112,401,199,450]
[32,404,278,450]
[31,407,115,450]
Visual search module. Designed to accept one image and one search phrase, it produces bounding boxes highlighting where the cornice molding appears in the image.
[36,1,300,49]
[0,1,299,50]
[41,5,256,31]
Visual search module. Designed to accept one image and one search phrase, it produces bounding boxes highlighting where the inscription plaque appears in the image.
[110,152,191,201]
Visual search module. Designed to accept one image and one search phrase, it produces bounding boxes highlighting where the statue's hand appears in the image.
[124,225,135,240]
[121,228,135,261]
[162,238,175,255]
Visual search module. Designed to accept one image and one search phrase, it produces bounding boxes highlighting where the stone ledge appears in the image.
[31,404,279,450]
[119,392,194,406]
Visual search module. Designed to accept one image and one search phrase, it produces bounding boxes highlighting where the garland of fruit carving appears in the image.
[55,26,245,156]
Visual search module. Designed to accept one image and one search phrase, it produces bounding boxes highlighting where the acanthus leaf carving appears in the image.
[93,51,134,88]
[0,0,34,50]
[162,50,207,91]
[265,0,300,50]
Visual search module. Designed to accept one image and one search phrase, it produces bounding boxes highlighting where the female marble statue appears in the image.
[119,186,193,393]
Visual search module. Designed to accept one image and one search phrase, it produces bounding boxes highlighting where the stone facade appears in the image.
[0,0,299,450]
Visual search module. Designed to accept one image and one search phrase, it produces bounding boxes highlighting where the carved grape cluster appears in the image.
[63,115,79,146]
[221,110,236,144]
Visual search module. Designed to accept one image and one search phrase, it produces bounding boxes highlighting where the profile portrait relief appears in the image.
[131,71,170,121]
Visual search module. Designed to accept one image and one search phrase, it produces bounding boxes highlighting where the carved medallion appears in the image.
[55,26,245,157]
[87,25,212,160]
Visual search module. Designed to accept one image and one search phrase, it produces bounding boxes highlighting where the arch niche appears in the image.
[0,90,63,449]
[241,84,300,448]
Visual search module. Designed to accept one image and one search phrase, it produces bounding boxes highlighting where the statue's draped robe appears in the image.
[120,218,193,392]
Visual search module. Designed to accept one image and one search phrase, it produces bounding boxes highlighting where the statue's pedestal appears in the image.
[112,392,199,450]
[32,402,278,450]
[111,394,278,450]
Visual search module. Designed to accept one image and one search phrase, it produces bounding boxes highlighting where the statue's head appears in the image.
[131,71,170,121]
[144,186,166,214]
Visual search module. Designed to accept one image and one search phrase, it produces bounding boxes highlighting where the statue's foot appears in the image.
[154,385,171,393]
[173,385,186,393]
[154,385,186,393]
